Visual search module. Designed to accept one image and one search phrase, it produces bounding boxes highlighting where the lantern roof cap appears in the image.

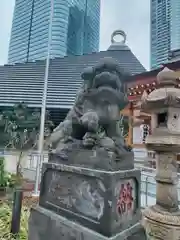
[157,67,179,87]
[141,68,180,112]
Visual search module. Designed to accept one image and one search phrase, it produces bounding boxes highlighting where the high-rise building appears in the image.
[150,0,180,69]
[8,0,100,64]
[150,0,171,69]
[170,1,180,51]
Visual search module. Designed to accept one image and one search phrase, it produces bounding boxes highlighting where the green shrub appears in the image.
[0,156,17,189]
[0,202,29,239]
[0,156,7,187]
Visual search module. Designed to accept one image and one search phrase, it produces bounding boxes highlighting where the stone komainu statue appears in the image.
[47,57,131,164]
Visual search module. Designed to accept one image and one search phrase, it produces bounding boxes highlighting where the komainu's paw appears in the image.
[82,132,97,148]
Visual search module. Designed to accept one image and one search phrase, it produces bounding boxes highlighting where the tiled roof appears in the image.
[0,48,146,109]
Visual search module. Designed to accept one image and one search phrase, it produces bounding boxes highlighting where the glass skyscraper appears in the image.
[170,0,180,51]
[150,0,180,69]
[8,0,100,64]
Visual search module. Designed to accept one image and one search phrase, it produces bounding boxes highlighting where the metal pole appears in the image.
[145,176,148,207]
[32,0,54,196]
[10,189,23,235]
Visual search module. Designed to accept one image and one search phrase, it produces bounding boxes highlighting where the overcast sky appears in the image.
[0,0,150,69]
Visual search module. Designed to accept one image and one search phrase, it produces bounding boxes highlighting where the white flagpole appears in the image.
[32,0,54,196]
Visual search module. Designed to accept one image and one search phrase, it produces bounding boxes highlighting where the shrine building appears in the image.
[125,58,180,162]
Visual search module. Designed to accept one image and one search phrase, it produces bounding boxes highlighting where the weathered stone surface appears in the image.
[38,162,141,237]
[29,206,146,240]
[46,57,131,164]
[49,148,134,171]
[141,67,180,239]
[143,206,180,240]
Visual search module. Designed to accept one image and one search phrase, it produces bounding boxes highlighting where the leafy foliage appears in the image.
[0,156,20,189]
[1,102,53,150]
[0,202,29,239]
[0,102,54,181]
[0,156,6,187]
[0,157,15,188]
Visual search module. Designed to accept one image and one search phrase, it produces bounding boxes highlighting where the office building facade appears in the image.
[150,0,180,69]
[8,0,100,64]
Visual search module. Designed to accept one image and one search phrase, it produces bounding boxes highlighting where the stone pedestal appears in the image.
[48,146,134,171]
[29,160,145,239]
[143,207,180,240]
[29,206,145,240]
[142,152,180,240]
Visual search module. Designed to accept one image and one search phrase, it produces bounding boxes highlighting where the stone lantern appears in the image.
[141,67,180,239]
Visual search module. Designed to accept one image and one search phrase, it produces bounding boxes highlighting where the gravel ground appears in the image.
[22,195,39,208]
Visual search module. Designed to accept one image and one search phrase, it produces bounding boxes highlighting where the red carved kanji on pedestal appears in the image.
[117,182,134,215]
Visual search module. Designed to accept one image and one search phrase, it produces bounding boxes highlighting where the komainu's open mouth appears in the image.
[92,71,122,95]
[84,71,128,110]
[81,58,128,109]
